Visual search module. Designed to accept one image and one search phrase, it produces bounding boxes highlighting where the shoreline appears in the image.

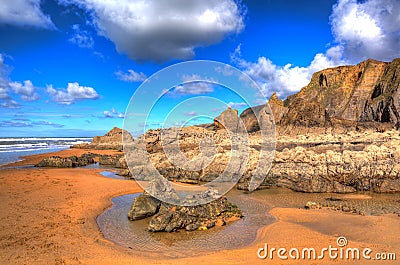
[0,148,399,264]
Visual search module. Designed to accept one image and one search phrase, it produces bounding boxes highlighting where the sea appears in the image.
[0,137,92,166]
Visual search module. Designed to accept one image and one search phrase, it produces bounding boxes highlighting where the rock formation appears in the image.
[128,193,242,232]
[214,107,242,132]
[72,127,133,150]
[118,125,400,193]
[113,58,400,194]
[36,153,96,168]
[267,58,400,131]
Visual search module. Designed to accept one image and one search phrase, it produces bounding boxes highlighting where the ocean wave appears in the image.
[0,146,69,153]
[0,137,92,142]
[0,138,91,153]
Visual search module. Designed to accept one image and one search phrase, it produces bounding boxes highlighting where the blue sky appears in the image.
[0,0,399,137]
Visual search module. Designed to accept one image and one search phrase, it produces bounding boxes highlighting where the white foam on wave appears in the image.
[0,146,69,153]
[0,137,92,142]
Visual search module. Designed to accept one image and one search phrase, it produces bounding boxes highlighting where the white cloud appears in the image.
[9,80,39,101]
[232,44,347,98]
[103,107,124,118]
[0,119,64,128]
[62,0,245,61]
[115,69,147,82]
[171,74,216,95]
[330,0,400,62]
[103,110,113,118]
[231,0,400,100]
[47,82,99,104]
[0,0,55,29]
[183,111,197,117]
[0,54,22,108]
[0,99,19,109]
[32,120,64,128]
[227,102,248,109]
[0,120,31,127]
[0,54,10,99]
[69,24,94,48]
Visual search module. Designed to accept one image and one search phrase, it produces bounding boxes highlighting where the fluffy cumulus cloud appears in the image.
[0,54,41,108]
[330,0,400,61]
[63,0,245,61]
[232,45,346,98]
[46,82,99,104]
[9,80,40,101]
[68,24,94,48]
[115,69,147,82]
[233,0,400,99]
[0,0,55,29]
[103,108,124,118]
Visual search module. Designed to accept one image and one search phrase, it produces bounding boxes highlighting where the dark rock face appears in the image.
[239,105,264,133]
[128,193,160,221]
[360,58,400,127]
[245,58,400,131]
[279,98,328,128]
[36,156,75,168]
[128,193,242,232]
[36,153,96,168]
[98,154,124,167]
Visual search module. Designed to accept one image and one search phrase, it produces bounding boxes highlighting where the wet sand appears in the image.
[0,149,399,264]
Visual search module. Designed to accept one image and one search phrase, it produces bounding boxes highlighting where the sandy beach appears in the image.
[0,149,399,265]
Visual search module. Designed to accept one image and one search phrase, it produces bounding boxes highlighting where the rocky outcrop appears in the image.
[128,193,242,232]
[239,105,264,133]
[117,59,400,194]
[121,124,400,193]
[360,58,400,128]
[268,92,286,124]
[72,127,133,150]
[243,58,400,132]
[36,153,96,168]
[98,154,124,167]
[214,107,243,132]
[128,193,160,221]
[238,131,400,193]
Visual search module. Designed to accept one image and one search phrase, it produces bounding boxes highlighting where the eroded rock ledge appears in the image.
[128,193,242,232]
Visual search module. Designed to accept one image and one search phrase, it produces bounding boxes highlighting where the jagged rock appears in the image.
[268,92,286,124]
[128,193,242,232]
[241,58,400,132]
[361,58,400,127]
[214,107,242,133]
[36,156,75,168]
[127,193,160,221]
[98,154,123,167]
[116,156,127,168]
[36,154,95,168]
[239,105,264,133]
[147,197,242,232]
